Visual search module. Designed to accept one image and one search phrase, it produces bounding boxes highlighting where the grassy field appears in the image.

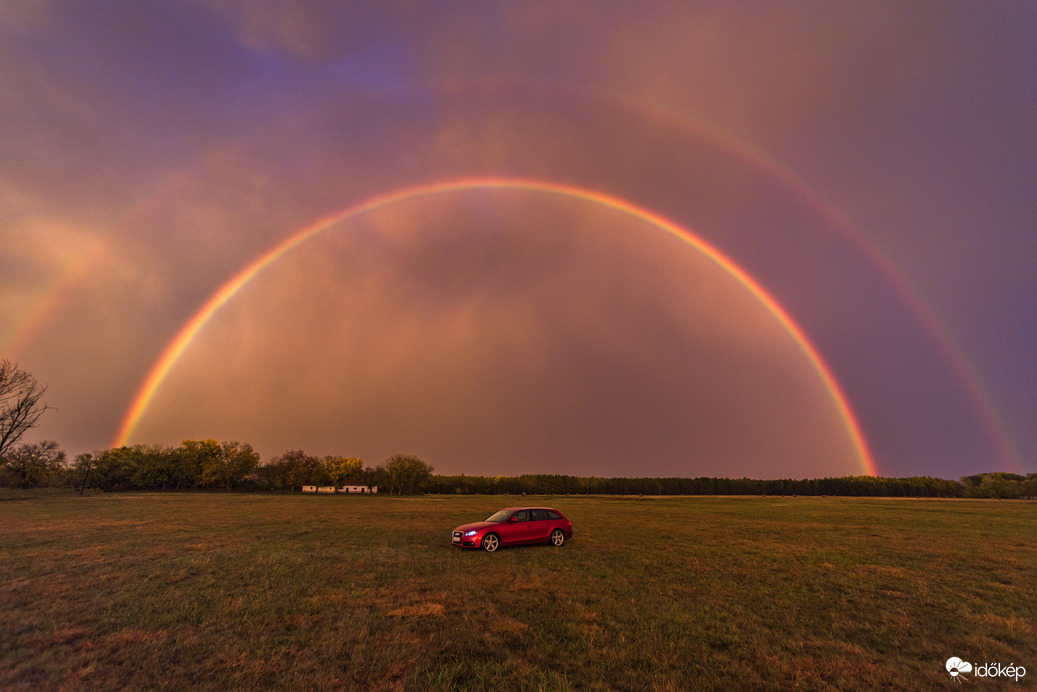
[1,492,1033,690]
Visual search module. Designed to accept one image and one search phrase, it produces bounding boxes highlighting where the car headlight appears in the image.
[464,530,479,537]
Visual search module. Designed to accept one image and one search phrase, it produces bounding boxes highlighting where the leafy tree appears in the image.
[379,454,434,495]
[179,439,222,488]
[1025,474,1037,500]
[363,464,386,491]
[130,444,178,489]
[196,440,259,490]
[168,446,202,490]
[256,455,291,490]
[963,472,1030,499]
[70,453,94,493]
[222,441,260,488]
[91,446,143,490]
[0,360,54,459]
[0,440,66,488]
[324,456,363,486]
[264,450,322,490]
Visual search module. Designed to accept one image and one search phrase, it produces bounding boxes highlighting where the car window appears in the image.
[512,510,530,522]
[546,510,561,520]
[530,509,550,521]
[485,510,510,522]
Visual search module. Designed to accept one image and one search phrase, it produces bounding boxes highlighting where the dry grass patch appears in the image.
[388,603,445,618]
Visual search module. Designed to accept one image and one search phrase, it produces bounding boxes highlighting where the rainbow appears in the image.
[1,167,206,359]
[114,177,878,476]
[583,90,1026,473]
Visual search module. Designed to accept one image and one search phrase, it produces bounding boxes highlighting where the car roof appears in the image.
[501,506,559,512]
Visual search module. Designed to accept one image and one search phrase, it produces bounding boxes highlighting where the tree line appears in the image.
[1,438,1034,498]
[426,471,1037,498]
[1,359,1034,499]
[0,439,433,495]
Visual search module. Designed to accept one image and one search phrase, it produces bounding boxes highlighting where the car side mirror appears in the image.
[508,517,519,523]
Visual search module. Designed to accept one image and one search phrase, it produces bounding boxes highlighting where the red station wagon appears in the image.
[451,507,573,552]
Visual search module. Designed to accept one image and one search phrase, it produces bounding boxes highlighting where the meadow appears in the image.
[1,492,1033,690]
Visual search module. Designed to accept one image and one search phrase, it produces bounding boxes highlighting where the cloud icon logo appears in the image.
[946,657,973,681]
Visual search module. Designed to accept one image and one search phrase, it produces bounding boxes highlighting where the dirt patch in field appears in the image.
[18,519,152,532]
[969,612,1035,637]
[41,627,95,647]
[490,616,529,634]
[866,564,913,578]
[104,628,171,646]
[388,602,444,617]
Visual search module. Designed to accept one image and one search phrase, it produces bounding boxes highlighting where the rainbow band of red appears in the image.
[114,177,878,476]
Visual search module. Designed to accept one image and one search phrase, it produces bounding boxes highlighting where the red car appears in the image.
[451,506,573,552]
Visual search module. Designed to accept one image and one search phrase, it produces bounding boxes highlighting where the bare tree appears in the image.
[0,360,53,459]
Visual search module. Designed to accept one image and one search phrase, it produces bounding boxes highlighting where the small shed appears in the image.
[302,485,317,493]
[318,486,336,494]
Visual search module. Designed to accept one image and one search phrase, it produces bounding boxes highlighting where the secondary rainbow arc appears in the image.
[114,177,878,476]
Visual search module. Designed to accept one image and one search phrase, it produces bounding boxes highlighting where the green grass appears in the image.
[1,492,1034,690]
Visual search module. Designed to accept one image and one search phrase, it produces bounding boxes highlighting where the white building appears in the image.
[340,485,378,494]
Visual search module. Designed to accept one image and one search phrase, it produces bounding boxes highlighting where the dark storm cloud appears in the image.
[2,1,1035,477]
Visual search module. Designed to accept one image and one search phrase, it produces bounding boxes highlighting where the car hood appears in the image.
[453,521,501,533]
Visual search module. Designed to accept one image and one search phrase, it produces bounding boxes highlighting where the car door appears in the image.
[500,509,534,544]
[528,509,553,542]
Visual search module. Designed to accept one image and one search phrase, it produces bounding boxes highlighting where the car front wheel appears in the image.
[483,533,500,552]
[550,529,565,547]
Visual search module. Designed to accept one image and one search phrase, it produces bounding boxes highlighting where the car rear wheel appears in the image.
[550,529,565,547]
[483,533,500,552]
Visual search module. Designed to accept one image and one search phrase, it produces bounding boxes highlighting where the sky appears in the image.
[2,1,1035,480]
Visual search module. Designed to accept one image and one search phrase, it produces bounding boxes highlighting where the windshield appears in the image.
[485,510,511,523]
